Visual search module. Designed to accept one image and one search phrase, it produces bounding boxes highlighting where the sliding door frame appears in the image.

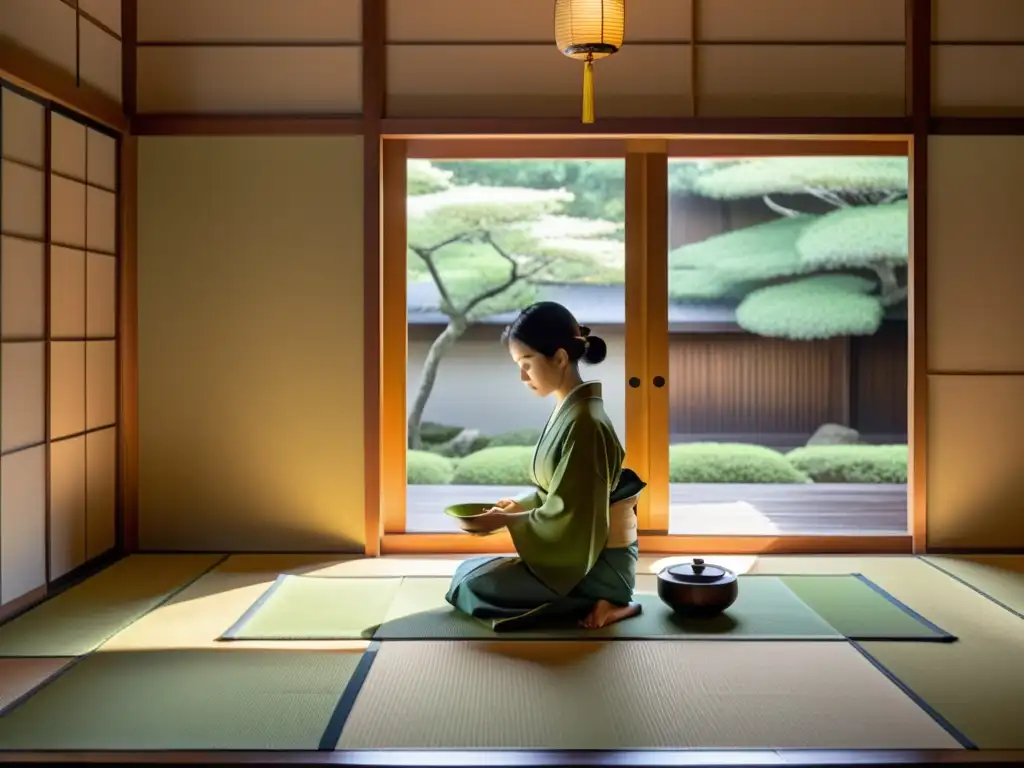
[376,134,917,557]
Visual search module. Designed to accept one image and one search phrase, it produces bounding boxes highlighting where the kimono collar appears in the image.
[562,380,602,408]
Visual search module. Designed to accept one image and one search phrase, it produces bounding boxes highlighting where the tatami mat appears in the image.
[775,574,952,640]
[0,555,224,657]
[0,658,73,714]
[0,650,362,750]
[335,640,961,750]
[216,553,466,578]
[750,555,1024,749]
[101,567,369,652]
[924,555,1024,617]
[222,575,402,640]
[374,575,841,640]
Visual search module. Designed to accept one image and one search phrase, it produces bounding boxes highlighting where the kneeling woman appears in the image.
[446,301,644,631]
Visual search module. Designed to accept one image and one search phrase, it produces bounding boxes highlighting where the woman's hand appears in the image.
[488,498,525,515]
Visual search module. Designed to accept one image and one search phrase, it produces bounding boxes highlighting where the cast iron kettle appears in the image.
[656,558,739,618]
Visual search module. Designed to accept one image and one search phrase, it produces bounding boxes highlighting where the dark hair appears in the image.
[501,302,608,365]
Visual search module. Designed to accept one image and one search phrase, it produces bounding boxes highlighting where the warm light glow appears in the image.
[555,0,625,60]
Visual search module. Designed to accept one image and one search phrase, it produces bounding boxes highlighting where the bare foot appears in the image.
[579,599,642,629]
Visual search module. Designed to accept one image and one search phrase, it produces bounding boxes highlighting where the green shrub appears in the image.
[419,421,463,445]
[668,443,811,484]
[488,428,542,448]
[786,444,908,483]
[450,446,534,486]
[407,450,455,485]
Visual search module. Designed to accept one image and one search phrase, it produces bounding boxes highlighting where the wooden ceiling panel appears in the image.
[933,46,1024,115]
[80,0,122,36]
[80,19,123,104]
[0,0,77,79]
[387,0,690,42]
[933,0,1024,42]
[137,0,361,43]
[386,43,691,117]
[136,47,362,113]
[700,0,905,41]
[698,45,906,116]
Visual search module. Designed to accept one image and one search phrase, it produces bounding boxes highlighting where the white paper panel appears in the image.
[86,427,117,559]
[0,445,47,603]
[50,113,87,181]
[86,186,117,254]
[50,436,87,579]
[50,342,86,439]
[1,161,45,240]
[1,88,45,167]
[86,253,117,338]
[87,129,118,191]
[50,175,87,248]
[1,237,45,339]
[1,342,45,452]
[50,246,86,339]
[86,340,117,429]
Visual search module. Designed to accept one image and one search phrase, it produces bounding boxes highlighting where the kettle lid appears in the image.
[666,558,732,584]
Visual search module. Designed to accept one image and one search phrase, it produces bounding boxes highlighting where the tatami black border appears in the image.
[918,557,1024,621]
[848,640,978,750]
[319,642,381,750]
[848,573,957,641]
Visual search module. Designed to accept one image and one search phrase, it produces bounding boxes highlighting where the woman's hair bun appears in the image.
[582,334,608,365]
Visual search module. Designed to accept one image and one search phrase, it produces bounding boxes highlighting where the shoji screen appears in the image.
[0,84,119,610]
[1,85,48,606]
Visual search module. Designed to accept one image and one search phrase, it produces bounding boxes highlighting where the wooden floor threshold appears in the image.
[379,533,913,556]
[0,748,1021,767]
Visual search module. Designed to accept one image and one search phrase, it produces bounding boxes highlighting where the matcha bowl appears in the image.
[444,503,496,535]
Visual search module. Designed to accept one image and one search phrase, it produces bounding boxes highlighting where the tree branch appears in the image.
[806,187,850,208]
[409,232,476,313]
[871,262,908,306]
[460,232,549,316]
[762,195,805,217]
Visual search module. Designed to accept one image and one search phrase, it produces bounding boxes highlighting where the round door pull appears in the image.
[653,376,665,388]
[628,377,641,388]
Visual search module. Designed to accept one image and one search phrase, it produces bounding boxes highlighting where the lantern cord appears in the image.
[582,54,595,124]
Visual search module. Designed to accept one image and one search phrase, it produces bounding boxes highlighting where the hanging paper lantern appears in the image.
[555,0,625,124]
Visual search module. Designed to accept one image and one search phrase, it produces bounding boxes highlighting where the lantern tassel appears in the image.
[582,55,595,124]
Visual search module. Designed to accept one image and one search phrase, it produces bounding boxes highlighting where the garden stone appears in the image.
[807,423,860,446]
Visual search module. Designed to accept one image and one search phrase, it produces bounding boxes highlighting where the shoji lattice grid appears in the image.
[0,82,119,608]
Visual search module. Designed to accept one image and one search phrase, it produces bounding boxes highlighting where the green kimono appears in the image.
[445,381,641,630]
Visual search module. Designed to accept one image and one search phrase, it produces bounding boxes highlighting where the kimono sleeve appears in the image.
[506,415,613,597]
